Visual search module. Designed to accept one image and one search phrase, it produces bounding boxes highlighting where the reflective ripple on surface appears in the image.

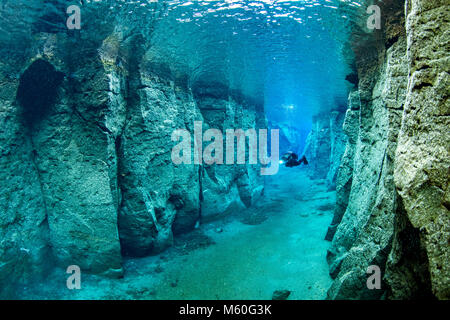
[0,0,370,120]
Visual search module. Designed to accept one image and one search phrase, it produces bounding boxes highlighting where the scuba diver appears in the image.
[280,151,308,168]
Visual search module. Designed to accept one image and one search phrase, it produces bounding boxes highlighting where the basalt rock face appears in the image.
[327,0,449,300]
[303,115,331,179]
[0,50,54,299]
[326,0,408,299]
[302,111,346,188]
[269,120,305,155]
[0,32,265,297]
[116,71,202,257]
[1,37,127,296]
[195,93,265,223]
[326,111,347,190]
[325,91,360,241]
[393,0,450,300]
[327,32,409,299]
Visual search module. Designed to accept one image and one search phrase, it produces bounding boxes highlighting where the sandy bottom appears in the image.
[22,167,334,300]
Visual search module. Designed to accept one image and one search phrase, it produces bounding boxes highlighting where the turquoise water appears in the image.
[1,0,368,125]
[1,0,372,299]
[22,167,335,299]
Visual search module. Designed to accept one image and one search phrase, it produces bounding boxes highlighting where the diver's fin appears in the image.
[301,155,308,165]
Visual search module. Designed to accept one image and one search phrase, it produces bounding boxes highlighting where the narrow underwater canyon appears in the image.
[0,0,448,300]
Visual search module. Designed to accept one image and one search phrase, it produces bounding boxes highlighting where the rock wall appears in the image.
[0,31,265,297]
[0,48,54,299]
[195,92,265,223]
[269,119,305,155]
[393,0,449,300]
[326,0,449,300]
[303,115,331,179]
[326,111,347,190]
[325,91,360,241]
[327,31,409,299]
[302,110,346,188]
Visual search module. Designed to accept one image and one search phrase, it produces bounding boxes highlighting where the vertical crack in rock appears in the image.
[29,140,51,238]
[325,92,361,241]
[384,195,435,299]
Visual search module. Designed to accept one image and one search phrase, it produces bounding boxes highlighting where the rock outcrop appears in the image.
[302,110,346,188]
[326,111,347,190]
[326,0,449,300]
[325,91,360,241]
[327,32,409,299]
[269,119,305,155]
[303,114,332,179]
[393,0,449,300]
[0,52,54,299]
[0,13,265,298]
[194,90,265,223]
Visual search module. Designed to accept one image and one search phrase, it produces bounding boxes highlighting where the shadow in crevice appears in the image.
[385,195,435,300]
[16,59,64,128]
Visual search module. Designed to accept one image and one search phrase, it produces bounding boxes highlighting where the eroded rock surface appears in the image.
[327,32,408,299]
[393,0,450,300]
[0,23,265,298]
[302,110,346,186]
[326,0,449,300]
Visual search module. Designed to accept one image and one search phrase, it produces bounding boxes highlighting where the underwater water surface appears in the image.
[1,0,367,127]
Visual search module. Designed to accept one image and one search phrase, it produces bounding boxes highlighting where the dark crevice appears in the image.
[385,195,435,299]
[113,134,124,211]
[385,35,399,49]
[417,65,431,71]
[345,73,359,86]
[375,148,388,186]
[16,59,64,128]
[72,106,113,134]
[413,82,433,90]
[115,34,149,257]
